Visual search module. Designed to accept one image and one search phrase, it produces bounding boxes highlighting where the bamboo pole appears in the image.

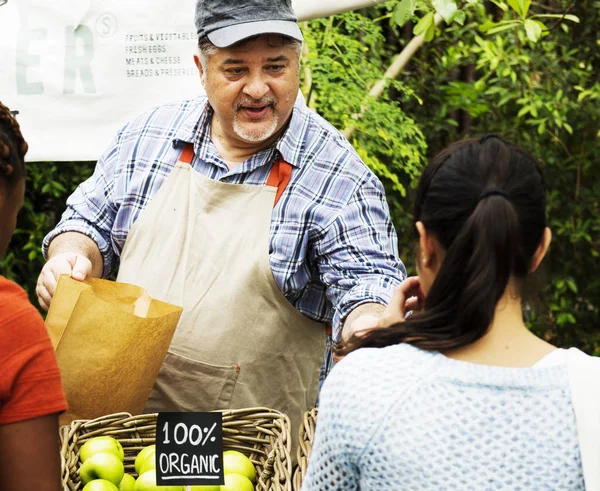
[342,13,443,140]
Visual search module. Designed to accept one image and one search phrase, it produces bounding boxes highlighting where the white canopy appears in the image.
[294,0,389,21]
[0,0,390,161]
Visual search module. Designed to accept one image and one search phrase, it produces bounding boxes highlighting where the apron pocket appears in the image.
[144,350,240,413]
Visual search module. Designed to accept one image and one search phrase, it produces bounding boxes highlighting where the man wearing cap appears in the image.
[37,0,405,433]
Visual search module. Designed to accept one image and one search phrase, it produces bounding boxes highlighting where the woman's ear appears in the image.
[415,221,437,271]
[531,227,552,272]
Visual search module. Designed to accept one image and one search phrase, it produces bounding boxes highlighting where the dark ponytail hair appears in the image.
[0,101,28,185]
[338,135,547,354]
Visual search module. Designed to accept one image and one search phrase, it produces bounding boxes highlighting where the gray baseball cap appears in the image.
[195,0,303,48]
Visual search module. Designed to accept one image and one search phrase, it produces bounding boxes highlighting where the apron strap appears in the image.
[179,143,195,165]
[266,159,293,207]
[179,144,291,207]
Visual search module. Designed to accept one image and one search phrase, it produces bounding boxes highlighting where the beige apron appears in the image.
[117,143,326,448]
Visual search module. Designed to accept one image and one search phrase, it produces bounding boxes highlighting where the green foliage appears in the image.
[0,162,95,304]
[301,12,428,200]
[302,0,599,354]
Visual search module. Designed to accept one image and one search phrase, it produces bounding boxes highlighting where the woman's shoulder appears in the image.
[0,276,48,356]
[320,344,439,411]
[0,275,29,299]
[334,343,438,379]
[0,275,42,324]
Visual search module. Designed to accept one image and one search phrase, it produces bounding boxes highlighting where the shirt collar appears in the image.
[172,97,210,148]
[172,94,310,169]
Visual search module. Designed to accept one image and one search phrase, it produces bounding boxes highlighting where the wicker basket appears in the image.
[292,408,318,491]
[60,408,293,491]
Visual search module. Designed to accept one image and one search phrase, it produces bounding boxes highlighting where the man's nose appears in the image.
[243,72,269,100]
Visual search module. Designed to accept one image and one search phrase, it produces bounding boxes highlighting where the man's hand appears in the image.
[36,253,92,310]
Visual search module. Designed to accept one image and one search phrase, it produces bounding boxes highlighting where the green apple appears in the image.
[221,473,254,491]
[82,481,120,491]
[79,452,125,486]
[119,473,136,491]
[133,469,183,491]
[189,486,220,491]
[134,445,156,475]
[80,436,125,463]
[223,450,256,483]
[137,453,156,476]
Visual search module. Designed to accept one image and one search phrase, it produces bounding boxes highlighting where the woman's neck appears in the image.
[443,287,555,367]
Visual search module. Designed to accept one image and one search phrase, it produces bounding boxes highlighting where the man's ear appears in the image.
[193,54,205,87]
[531,227,552,272]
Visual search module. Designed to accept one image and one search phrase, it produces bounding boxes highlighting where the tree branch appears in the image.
[342,13,443,140]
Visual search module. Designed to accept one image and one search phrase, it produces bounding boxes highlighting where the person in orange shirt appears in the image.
[0,101,67,491]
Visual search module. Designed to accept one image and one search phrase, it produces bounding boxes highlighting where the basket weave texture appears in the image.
[293,408,318,491]
[60,408,293,491]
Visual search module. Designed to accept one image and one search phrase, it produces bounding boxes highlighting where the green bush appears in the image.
[1,162,94,302]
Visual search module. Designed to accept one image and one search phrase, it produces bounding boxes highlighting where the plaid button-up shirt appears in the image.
[43,95,405,381]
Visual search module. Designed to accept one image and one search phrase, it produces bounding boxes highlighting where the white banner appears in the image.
[0,0,389,162]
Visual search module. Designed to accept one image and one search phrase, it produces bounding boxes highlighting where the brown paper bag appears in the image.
[45,275,183,425]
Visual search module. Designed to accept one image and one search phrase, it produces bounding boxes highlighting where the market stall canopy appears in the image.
[0,0,390,162]
[294,0,390,21]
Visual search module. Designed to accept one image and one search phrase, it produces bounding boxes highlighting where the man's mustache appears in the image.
[234,98,276,111]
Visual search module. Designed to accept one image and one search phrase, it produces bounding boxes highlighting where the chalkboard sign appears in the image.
[156,412,224,486]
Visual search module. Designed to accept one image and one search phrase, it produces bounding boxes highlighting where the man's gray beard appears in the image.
[233,109,279,143]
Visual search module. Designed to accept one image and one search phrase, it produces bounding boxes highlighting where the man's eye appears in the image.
[267,65,284,72]
[226,68,245,75]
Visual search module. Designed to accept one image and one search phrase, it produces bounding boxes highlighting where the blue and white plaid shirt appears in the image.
[43,95,405,379]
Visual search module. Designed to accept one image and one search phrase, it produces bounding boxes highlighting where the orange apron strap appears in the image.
[179,143,195,165]
[266,159,292,207]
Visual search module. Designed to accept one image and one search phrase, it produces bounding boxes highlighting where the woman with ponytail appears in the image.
[302,135,592,490]
[0,101,66,490]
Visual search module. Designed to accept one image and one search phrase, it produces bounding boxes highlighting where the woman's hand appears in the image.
[377,276,424,328]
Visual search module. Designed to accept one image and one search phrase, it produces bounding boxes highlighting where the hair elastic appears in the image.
[478,188,507,201]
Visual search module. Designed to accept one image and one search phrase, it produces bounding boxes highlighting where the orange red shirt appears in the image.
[0,275,67,424]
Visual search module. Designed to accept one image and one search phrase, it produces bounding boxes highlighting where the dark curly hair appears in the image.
[0,101,28,185]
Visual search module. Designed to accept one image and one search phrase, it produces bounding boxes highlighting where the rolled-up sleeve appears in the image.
[316,175,406,341]
[42,131,123,277]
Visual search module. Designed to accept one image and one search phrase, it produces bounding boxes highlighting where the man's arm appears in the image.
[47,231,104,274]
[316,173,406,344]
[341,302,385,343]
[37,129,125,309]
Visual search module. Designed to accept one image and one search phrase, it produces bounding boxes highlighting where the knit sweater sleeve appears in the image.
[302,348,398,490]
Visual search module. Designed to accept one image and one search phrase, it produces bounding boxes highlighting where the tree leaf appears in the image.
[489,0,509,10]
[507,0,523,17]
[532,13,580,23]
[524,19,542,42]
[413,12,434,36]
[453,9,466,25]
[485,22,521,35]
[521,0,532,18]
[425,21,436,41]
[394,0,416,27]
[432,0,458,23]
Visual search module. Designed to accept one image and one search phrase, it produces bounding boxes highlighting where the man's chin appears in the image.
[233,121,279,144]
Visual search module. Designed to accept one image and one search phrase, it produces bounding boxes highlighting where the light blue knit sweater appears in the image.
[302,343,584,490]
